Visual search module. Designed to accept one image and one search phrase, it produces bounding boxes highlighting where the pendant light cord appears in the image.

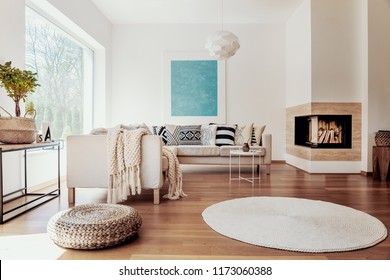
[221,0,224,31]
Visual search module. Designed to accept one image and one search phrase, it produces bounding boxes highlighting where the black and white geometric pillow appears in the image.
[215,125,236,146]
[179,125,202,145]
[164,124,180,146]
[152,126,168,145]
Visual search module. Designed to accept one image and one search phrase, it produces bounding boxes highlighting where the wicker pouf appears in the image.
[47,204,142,249]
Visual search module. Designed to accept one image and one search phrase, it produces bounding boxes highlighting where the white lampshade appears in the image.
[205,30,240,60]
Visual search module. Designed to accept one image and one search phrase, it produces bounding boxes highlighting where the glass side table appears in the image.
[229,150,261,186]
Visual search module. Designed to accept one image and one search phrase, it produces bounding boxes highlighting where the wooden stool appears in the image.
[372,146,390,181]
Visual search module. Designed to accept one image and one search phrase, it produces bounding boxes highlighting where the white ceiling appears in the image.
[91,0,304,24]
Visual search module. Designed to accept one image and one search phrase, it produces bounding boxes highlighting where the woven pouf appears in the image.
[47,204,142,249]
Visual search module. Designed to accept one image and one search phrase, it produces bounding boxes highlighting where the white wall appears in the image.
[111,23,286,160]
[2,0,388,171]
[47,0,111,48]
[0,0,112,193]
[0,0,26,192]
[285,0,312,108]
[0,0,25,114]
[364,0,390,172]
[285,0,367,173]
[311,0,365,102]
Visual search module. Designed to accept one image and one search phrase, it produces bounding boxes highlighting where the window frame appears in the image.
[25,0,107,131]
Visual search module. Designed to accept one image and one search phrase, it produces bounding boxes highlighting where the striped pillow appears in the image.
[251,125,266,146]
[215,125,236,146]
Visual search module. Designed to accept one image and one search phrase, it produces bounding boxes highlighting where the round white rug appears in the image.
[202,196,388,253]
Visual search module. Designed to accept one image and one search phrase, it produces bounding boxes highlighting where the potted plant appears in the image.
[0,61,40,117]
[0,61,40,144]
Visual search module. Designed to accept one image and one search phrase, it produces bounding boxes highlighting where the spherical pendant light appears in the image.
[205,30,240,60]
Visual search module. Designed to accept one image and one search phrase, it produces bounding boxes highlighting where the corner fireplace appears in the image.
[295,115,352,149]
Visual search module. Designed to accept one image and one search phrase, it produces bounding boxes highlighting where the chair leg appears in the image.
[68,188,75,204]
[153,189,160,205]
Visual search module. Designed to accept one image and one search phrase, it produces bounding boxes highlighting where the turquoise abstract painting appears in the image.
[171,60,218,116]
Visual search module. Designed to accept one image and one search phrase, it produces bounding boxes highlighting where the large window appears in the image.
[25,7,93,140]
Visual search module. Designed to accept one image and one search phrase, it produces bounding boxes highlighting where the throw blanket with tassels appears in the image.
[107,128,149,203]
[107,127,186,203]
[162,147,187,200]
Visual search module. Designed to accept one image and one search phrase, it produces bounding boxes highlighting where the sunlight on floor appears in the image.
[0,233,65,260]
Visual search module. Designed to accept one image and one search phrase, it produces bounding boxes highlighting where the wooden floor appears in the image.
[1,163,390,260]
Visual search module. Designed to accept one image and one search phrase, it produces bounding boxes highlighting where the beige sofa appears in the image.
[67,134,167,205]
[150,123,272,174]
[171,133,272,174]
[66,128,272,204]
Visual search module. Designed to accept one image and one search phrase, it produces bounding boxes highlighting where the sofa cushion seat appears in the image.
[219,146,266,157]
[176,145,221,156]
[164,146,177,155]
[162,156,169,172]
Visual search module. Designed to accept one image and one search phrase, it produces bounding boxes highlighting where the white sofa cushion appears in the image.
[176,145,220,156]
[162,156,169,172]
[163,145,177,155]
[235,123,253,145]
[201,124,217,145]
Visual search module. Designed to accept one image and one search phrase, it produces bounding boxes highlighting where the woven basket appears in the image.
[0,106,36,144]
[374,130,390,147]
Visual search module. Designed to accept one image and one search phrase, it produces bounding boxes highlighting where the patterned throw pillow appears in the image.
[251,125,266,146]
[164,124,180,146]
[235,123,253,145]
[179,125,202,145]
[151,126,168,145]
[201,124,217,145]
[215,125,236,146]
[151,125,180,146]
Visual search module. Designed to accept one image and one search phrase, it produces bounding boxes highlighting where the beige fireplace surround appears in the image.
[286,102,361,162]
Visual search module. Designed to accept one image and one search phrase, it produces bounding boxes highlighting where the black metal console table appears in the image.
[0,142,60,223]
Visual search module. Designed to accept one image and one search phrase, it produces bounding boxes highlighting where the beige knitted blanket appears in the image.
[107,127,186,203]
[162,147,187,200]
[107,128,149,203]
